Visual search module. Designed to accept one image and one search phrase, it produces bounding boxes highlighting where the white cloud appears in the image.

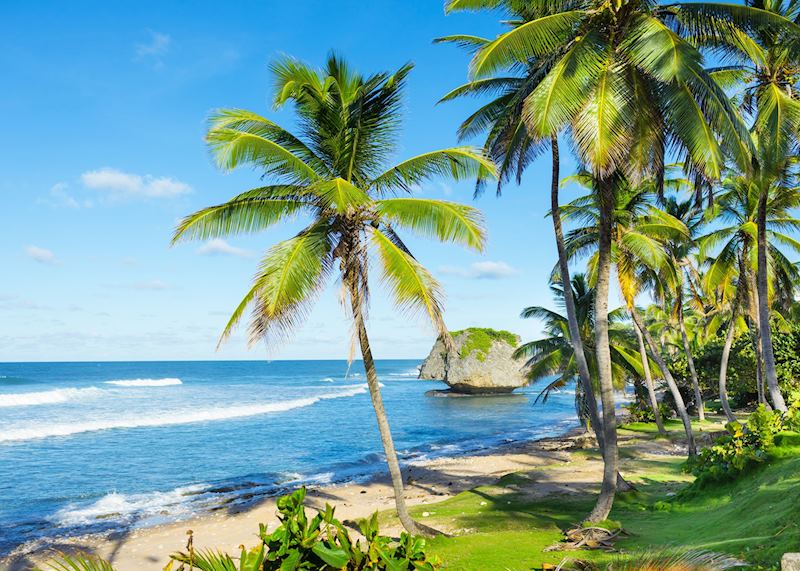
[197,239,253,258]
[81,168,191,198]
[40,182,93,209]
[135,30,171,67]
[439,261,519,280]
[25,245,59,265]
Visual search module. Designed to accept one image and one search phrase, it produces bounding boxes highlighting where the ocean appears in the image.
[0,360,578,555]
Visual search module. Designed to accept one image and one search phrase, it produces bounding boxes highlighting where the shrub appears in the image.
[40,488,441,571]
[169,487,440,571]
[691,405,784,484]
[625,398,672,424]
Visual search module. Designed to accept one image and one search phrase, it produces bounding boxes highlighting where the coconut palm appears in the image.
[559,173,698,456]
[172,55,495,535]
[659,196,707,422]
[443,0,768,521]
[703,0,800,411]
[699,174,800,412]
[515,274,644,427]
[435,8,605,454]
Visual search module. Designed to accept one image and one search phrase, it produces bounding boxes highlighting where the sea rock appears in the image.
[419,328,529,394]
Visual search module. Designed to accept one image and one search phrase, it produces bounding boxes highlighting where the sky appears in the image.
[0,0,590,362]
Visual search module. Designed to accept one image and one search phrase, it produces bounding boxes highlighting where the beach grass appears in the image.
[396,426,800,570]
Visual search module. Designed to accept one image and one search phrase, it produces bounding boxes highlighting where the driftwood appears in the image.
[544,525,629,553]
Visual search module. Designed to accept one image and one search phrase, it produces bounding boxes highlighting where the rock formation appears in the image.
[419,328,529,394]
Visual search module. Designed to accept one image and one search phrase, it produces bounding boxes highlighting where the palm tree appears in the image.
[435,7,605,454]
[443,0,764,522]
[705,0,800,411]
[515,274,644,427]
[699,174,800,413]
[660,197,707,422]
[172,55,495,535]
[560,174,698,456]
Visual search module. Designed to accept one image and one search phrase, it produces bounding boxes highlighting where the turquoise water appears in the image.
[0,360,578,554]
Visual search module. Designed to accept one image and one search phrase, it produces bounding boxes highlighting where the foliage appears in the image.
[168,487,440,571]
[690,406,784,484]
[35,554,115,571]
[450,327,518,361]
[173,55,490,349]
[665,320,800,407]
[558,549,743,570]
[515,274,640,424]
[625,397,672,425]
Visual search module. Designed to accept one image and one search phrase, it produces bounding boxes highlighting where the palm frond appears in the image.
[370,228,447,334]
[376,198,485,251]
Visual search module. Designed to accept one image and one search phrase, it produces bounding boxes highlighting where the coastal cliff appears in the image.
[419,328,529,394]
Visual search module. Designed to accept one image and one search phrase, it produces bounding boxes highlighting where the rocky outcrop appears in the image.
[419,328,529,394]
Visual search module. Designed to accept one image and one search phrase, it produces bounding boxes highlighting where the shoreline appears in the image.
[1,425,589,570]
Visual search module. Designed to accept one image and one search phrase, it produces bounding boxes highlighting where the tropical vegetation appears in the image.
[79,0,800,567]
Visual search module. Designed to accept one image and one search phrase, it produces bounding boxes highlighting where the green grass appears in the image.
[450,328,519,362]
[619,418,724,435]
[409,430,800,570]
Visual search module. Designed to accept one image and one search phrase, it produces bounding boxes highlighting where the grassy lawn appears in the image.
[404,424,800,570]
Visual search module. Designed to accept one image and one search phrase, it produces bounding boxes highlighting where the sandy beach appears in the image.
[1,425,690,571]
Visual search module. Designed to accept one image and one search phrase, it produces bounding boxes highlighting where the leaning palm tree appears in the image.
[560,173,698,456]
[172,55,495,535]
[515,274,643,427]
[660,196,707,422]
[443,0,769,522]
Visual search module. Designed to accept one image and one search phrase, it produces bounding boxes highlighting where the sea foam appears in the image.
[0,387,104,408]
[0,384,368,443]
[104,378,183,387]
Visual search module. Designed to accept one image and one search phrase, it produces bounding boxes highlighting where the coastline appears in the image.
[1,425,589,571]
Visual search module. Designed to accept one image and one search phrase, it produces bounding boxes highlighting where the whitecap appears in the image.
[321,377,335,383]
[0,387,104,408]
[0,384,368,443]
[104,378,182,387]
[52,484,208,527]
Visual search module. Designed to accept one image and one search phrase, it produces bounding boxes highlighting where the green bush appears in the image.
[625,398,672,424]
[691,405,784,485]
[169,487,441,571]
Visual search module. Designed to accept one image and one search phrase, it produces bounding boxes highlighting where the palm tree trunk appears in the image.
[630,307,697,457]
[747,269,766,405]
[719,314,738,423]
[756,188,788,411]
[678,303,705,422]
[550,137,605,451]
[352,304,427,537]
[586,177,618,523]
[633,319,666,435]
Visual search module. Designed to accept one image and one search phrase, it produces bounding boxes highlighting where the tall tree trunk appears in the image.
[630,308,697,457]
[756,188,788,411]
[586,178,618,523]
[550,138,605,451]
[747,269,766,405]
[351,302,428,536]
[633,319,666,434]
[677,301,705,422]
[719,313,737,424]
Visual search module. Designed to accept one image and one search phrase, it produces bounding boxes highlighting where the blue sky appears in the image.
[1,0,590,362]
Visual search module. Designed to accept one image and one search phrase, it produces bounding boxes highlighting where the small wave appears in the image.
[104,378,182,387]
[0,387,103,408]
[321,377,335,383]
[52,484,208,527]
[0,384,368,443]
